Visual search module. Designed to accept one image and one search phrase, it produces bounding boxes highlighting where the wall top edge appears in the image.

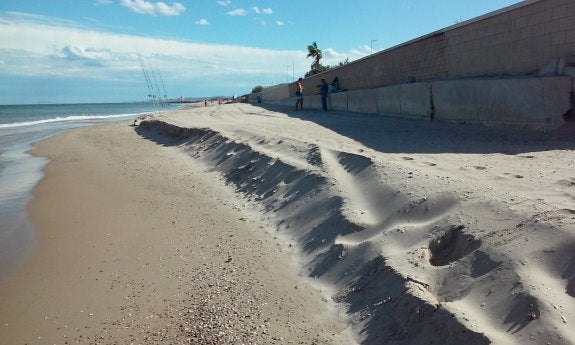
[375,0,539,56]
[306,0,540,80]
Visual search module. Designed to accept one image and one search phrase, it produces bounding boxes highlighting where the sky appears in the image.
[0,0,522,104]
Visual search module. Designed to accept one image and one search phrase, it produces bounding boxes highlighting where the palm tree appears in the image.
[307,41,323,71]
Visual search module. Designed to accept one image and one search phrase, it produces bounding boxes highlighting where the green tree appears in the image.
[306,41,328,76]
[307,41,323,70]
[337,58,350,67]
[304,42,350,77]
[251,85,264,93]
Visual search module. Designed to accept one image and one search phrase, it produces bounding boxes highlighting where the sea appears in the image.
[0,102,181,279]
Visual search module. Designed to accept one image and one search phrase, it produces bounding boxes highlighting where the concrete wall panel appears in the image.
[258,83,290,102]
[432,80,478,122]
[306,95,322,110]
[431,76,572,130]
[400,83,432,119]
[542,76,572,115]
[348,89,378,114]
[330,92,348,111]
[474,79,545,123]
[542,76,571,128]
[377,85,401,115]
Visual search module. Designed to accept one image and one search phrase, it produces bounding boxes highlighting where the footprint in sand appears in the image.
[428,225,481,266]
[402,156,414,161]
[503,172,524,178]
[557,178,575,187]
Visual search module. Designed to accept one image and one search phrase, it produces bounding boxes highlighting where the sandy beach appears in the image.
[1,102,574,344]
[0,115,353,344]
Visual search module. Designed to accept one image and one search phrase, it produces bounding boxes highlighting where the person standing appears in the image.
[295,78,303,111]
[319,78,329,111]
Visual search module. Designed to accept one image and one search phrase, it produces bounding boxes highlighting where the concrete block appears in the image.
[400,83,432,119]
[551,31,567,45]
[475,78,545,123]
[544,20,559,34]
[559,17,575,31]
[347,89,378,114]
[428,77,571,130]
[330,92,348,111]
[542,76,571,127]
[539,58,560,76]
[306,94,322,110]
[377,85,401,115]
[532,8,553,25]
[260,83,291,101]
[512,16,530,30]
[270,97,295,109]
[432,80,478,122]
[565,28,575,43]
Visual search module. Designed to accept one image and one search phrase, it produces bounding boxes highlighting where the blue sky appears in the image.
[0,0,521,104]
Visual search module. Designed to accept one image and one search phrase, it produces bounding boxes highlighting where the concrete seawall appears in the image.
[251,0,575,131]
[257,76,573,131]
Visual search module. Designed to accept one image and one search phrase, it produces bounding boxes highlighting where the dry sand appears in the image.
[1,102,574,344]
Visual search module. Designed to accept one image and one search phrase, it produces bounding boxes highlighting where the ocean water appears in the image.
[0,102,180,279]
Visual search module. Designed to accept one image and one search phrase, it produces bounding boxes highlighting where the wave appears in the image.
[0,113,148,129]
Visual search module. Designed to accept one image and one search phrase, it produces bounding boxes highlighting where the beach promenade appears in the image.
[1,103,574,344]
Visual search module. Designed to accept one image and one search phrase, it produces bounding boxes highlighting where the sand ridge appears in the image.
[137,103,575,344]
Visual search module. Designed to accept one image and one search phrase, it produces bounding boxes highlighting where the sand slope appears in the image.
[136,103,575,344]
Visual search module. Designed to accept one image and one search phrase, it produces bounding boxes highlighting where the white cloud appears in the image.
[60,45,114,62]
[217,0,231,6]
[0,12,307,81]
[321,47,370,67]
[226,8,247,16]
[252,7,273,15]
[196,18,210,25]
[0,12,370,103]
[120,0,185,16]
[4,11,88,29]
[276,20,284,26]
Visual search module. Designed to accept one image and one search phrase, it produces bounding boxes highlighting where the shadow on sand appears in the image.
[253,103,575,155]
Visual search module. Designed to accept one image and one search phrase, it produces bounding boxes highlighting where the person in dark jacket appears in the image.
[319,78,329,111]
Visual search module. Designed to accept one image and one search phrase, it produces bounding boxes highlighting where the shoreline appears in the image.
[0,102,187,281]
[0,121,353,344]
[0,135,50,280]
